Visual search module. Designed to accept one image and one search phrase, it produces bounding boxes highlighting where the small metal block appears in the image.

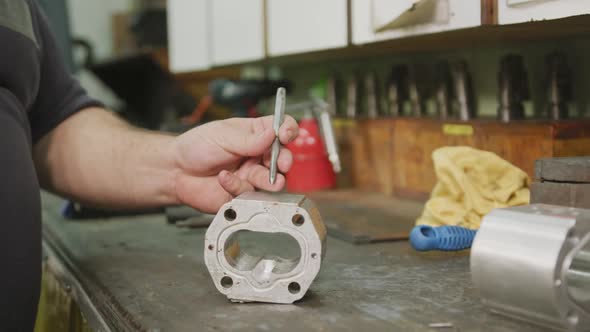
[204,192,327,304]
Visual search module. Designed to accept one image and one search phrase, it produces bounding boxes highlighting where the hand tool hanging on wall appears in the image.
[364,71,381,119]
[545,52,572,120]
[387,64,409,116]
[451,60,476,121]
[497,54,530,122]
[434,61,452,120]
[326,75,340,117]
[408,64,428,117]
[346,74,361,119]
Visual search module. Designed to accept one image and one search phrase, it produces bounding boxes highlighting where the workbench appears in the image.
[40,193,548,331]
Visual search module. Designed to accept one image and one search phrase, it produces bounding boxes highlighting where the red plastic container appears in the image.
[285,117,336,192]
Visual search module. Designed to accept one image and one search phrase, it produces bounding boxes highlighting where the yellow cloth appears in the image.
[416,146,530,229]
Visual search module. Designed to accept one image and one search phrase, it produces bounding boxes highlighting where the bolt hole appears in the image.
[224,208,237,221]
[288,282,301,294]
[567,311,579,325]
[311,253,317,259]
[221,276,233,289]
[208,244,214,251]
[292,214,305,226]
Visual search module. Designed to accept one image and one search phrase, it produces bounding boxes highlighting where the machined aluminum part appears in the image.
[204,192,327,304]
[471,204,590,331]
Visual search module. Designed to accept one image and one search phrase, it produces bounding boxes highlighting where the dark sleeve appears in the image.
[27,2,104,143]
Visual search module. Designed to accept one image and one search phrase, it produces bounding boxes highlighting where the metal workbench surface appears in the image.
[40,194,545,332]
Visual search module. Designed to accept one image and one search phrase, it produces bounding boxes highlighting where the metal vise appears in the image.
[204,192,327,303]
[471,204,590,331]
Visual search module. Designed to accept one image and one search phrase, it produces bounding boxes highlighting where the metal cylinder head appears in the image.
[204,192,327,304]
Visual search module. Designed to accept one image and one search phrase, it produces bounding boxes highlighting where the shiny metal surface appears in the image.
[269,87,286,185]
[471,204,590,331]
[204,192,327,304]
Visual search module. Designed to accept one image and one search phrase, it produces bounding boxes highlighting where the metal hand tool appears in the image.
[409,225,476,251]
[269,87,286,185]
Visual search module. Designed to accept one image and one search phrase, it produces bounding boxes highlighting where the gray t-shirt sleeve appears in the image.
[27,1,103,143]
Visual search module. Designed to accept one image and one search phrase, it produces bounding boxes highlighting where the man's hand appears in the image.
[173,115,299,213]
[34,108,297,214]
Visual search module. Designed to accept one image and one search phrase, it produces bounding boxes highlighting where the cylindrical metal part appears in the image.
[408,65,425,117]
[471,204,590,331]
[546,52,572,120]
[497,54,529,122]
[434,61,452,120]
[326,75,339,117]
[364,71,381,119]
[387,65,409,117]
[451,60,475,121]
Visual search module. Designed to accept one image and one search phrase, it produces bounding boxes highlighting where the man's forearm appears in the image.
[34,107,180,209]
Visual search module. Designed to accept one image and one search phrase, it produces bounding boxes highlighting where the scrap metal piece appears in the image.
[471,204,590,331]
[204,192,327,304]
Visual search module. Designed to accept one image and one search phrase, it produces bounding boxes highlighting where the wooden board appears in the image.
[390,118,590,199]
[309,190,422,244]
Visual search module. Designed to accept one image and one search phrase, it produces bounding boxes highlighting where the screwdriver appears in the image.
[269,87,286,185]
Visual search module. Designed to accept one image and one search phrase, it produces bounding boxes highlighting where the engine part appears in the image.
[204,192,327,304]
[471,204,590,331]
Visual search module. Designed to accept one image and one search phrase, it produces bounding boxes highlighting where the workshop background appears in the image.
[37,1,590,331]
